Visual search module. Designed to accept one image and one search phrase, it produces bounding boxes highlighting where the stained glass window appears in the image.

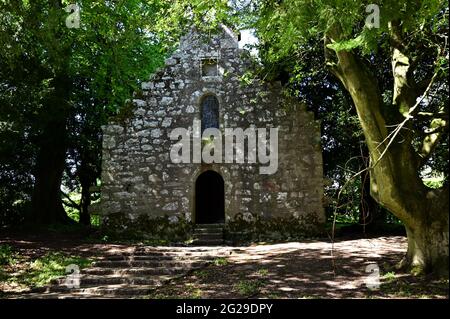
[201,95,219,132]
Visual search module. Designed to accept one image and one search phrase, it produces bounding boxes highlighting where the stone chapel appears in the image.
[99,25,325,240]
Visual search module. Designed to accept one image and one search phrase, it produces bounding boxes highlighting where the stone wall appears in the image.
[99,25,325,237]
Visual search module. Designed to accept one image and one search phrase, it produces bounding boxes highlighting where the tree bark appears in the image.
[325,35,449,276]
[401,194,449,277]
[31,120,70,224]
[77,129,100,226]
[359,171,385,232]
[79,175,92,226]
[31,74,71,225]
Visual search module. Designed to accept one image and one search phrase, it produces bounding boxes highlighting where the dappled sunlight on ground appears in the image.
[147,236,447,299]
[1,235,448,298]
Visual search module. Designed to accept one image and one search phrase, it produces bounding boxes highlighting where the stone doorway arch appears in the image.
[195,170,225,224]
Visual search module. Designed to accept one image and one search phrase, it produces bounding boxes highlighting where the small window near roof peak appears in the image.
[201,59,219,77]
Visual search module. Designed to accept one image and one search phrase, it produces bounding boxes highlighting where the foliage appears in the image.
[257,268,269,276]
[423,176,445,189]
[254,0,449,183]
[213,257,228,266]
[63,191,100,226]
[383,271,397,282]
[252,0,449,274]
[10,252,91,288]
[255,1,446,58]
[0,0,167,225]
[152,0,245,49]
[0,245,16,266]
[235,279,265,296]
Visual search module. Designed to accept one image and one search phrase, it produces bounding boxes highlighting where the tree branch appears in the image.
[416,111,449,120]
[372,69,439,169]
[61,191,81,210]
[324,35,344,82]
[418,118,449,167]
[389,20,417,116]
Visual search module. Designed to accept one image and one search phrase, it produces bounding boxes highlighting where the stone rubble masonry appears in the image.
[99,25,325,236]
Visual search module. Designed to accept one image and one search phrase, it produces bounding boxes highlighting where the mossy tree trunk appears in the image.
[31,74,71,225]
[324,23,449,276]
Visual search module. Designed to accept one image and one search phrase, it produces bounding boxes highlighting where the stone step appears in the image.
[25,247,228,298]
[134,247,224,254]
[195,223,224,229]
[52,275,167,287]
[194,233,223,239]
[193,239,224,246]
[194,228,224,234]
[44,284,156,297]
[131,250,219,257]
[30,293,126,299]
[98,254,213,262]
[82,266,197,276]
[193,224,224,246]
[92,259,206,268]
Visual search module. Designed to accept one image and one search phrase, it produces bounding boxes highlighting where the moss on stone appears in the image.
[101,213,194,243]
[112,99,135,124]
[225,213,325,243]
[100,212,324,245]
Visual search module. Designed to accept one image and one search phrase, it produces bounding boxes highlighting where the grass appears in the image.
[377,276,449,298]
[0,249,92,289]
[257,268,269,276]
[0,245,16,290]
[0,244,16,266]
[186,284,203,299]
[382,271,397,282]
[20,252,91,287]
[235,279,265,296]
[213,257,228,266]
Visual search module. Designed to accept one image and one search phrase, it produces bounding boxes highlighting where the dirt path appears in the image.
[1,235,448,298]
[151,237,407,298]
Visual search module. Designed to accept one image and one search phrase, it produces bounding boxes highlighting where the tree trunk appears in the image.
[79,179,91,226]
[325,41,449,276]
[31,120,70,224]
[359,145,385,232]
[402,215,449,277]
[77,139,99,226]
[359,172,385,232]
[31,74,71,225]
[29,1,73,225]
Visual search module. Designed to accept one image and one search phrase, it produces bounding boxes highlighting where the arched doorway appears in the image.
[195,170,225,224]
